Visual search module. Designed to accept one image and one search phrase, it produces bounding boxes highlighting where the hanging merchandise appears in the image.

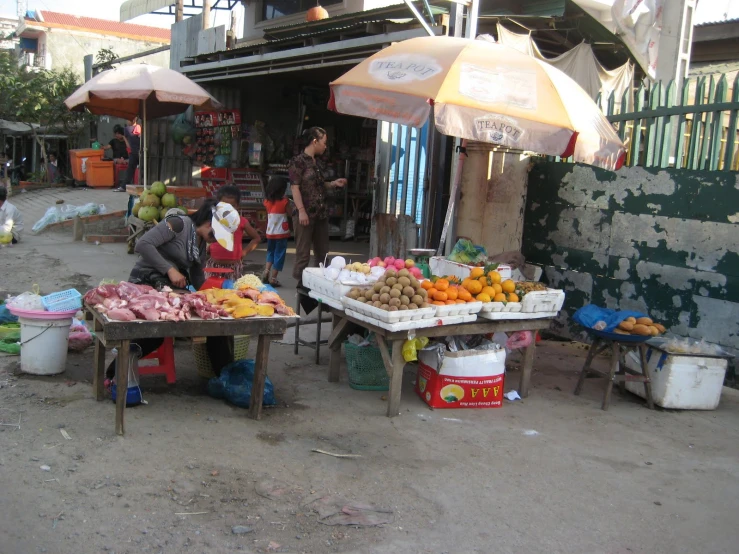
[194,110,240,166]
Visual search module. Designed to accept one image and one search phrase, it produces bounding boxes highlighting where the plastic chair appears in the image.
[139,337,176,384]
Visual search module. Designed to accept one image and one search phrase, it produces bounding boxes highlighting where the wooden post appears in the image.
[248,334,274,420]
[175,0,184,22]
[519,339,536,398]
[115,341,130,435]
[328,314,347,383]
[601,342,620,411]
[386,340,405,417]
[202,0,211,30]
[92,318,106,400]
[73,215,84,241]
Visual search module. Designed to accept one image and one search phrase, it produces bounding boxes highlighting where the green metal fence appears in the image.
[595,73,739,171]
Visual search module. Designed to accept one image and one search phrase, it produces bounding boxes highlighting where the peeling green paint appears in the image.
[524,163,739,352]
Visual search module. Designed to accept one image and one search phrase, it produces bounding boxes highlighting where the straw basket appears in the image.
[194,335,250,379]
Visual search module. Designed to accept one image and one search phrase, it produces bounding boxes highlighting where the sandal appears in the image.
[260,268,270,283]
[269,279,282,288]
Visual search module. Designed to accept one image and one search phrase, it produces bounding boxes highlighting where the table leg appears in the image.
[315,303,322,365]
[249,334,274,420]
[386,340,405,417]
[115,340,130,436]
[574,338,601,396]
[327,314,352,383]
[519,338,537,398]
[92,318,105,401]
[640,344,655,410]
[601,341,619,411]
[294,291,300,356]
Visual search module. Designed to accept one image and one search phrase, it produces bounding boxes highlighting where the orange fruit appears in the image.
[462,278,472,289]
[493,283,503,294]
[481,286,496,297]
[457,289,472,302]
[470,267,484,279]
[493,293,507,302]
[432,301,445,306]
[433,291,448,302]
[446,287,458,301]
[445,300,456,305]
[478,276,489,287]
[427,288,438,298]
[435,279,449,291]
[501,279,516,293]
[465,280,482,294]
[488,270,502,284]
[476,292,491,303]
[421,280,433,291]
[507,292,520,303]
[455,299,466,304]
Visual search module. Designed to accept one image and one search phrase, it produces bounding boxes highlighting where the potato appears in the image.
[636,317,653,325]
[632,324,652,336]
[618,321,634,331]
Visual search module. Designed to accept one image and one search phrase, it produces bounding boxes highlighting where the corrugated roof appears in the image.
[26,10,170,43]
[695,16,739,27]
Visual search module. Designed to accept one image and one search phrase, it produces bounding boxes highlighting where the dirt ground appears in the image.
[1,189,739,554]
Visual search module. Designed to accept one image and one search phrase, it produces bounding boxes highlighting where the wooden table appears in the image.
[86,305,288,435]
[326,308,554,417]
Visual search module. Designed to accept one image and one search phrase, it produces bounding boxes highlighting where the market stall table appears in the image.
[325,307,554,417]
[86,304,288,435]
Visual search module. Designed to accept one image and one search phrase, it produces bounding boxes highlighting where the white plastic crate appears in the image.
[434,301,483,318]
[342,296,436,323]
[345,309,476,332]
[429,257,511,281]
[302,268,352,301]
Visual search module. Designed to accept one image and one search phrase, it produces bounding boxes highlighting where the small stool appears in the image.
[574,337,654,410]
[139,337,176,384]
[294,286,327,365]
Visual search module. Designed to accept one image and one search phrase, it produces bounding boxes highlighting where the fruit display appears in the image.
[369,256,424,280]
[321,256,385,284]
[346,267,431,312]
[131,182,187,223]
[614,317,667,337]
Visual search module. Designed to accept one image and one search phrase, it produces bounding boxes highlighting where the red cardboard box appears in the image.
[416,347,505,409]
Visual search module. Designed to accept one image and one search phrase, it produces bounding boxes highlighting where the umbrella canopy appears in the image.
[329,36,625,171]
[64,63,221,120]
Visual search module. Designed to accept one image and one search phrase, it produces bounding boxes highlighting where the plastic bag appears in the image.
[32,203,107,233]
[171,113,196,146]
[0,303,18,324]
[0,323,20,341]
[7,285,43,311]
[506,331,533,350]
[572,305,646,333]
[448,239,487,265]
[402,336,430,362]
[0,339,19,355]
[207,359,276,408]
[68,320,93,352]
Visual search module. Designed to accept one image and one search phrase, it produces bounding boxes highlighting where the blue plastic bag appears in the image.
[573,305,646,332]
[207,359,276,408]
[0,303,18,324]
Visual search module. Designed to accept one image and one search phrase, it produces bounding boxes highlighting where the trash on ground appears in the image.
[504,390,522,401]
[303,494,394,526]
[311,449,362,459]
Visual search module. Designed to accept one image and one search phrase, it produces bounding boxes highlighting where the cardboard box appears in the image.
[416,347,505,409]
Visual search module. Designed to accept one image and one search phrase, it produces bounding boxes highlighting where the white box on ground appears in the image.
[624,347,728,410]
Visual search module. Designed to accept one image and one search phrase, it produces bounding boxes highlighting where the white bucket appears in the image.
[18,316,72,375]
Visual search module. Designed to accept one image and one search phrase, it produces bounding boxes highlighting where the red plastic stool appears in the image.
[200,267,234,290]
[139,337,176,384]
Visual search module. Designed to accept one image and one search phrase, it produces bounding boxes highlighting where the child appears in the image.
[207,185,261,279]
[262,176,290,287]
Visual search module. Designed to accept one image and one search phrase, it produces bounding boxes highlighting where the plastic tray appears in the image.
[42,289,82,312]
[342,296,436,323]
[308,290,344,311]
[345,308,476,332]
[434,301,483,317]
[7,306,78,320]
[586,328,652,343]
[480,302,523,314]
[302,268,356,301]
[478,310,558,321]
[429,257,512,281]
[520,289,565,313]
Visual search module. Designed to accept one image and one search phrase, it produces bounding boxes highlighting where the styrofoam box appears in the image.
[434,301,482,317]
[345,308,475,332]
[624,347,728,410]
[307,290,344,311]
[302,268,352,301]
[342,296,436,323]
[429,257,511,281]
[521,289,565,313]
[478,310,558,321]
[480,301,523,314]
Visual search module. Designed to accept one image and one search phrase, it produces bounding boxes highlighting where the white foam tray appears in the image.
[308,290,344,311]
[302,268,352,301]
[342,296,436,323]
[434,301,483,317]
[520,289,565,313]
[478,310,558,321]
[480,302,523,314]
[345,309,476,332]
[429,257,512,281]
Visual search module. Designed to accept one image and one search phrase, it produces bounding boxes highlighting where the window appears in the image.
[261,0,342,21]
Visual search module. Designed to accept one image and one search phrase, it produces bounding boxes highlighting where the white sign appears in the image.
[368,55,442,84]
[458,64,537,110]
[473,115,525,144]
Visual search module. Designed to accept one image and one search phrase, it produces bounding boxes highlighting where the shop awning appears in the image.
[181,27,440,83]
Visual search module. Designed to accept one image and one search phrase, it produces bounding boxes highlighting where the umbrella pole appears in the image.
[142,100,147,189]
[436,138,467,256]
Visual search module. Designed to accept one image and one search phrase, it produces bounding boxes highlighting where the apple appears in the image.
[378,261,386,267]
[394,259,405,270]
[384,256,395,266]
[405,259,415,268]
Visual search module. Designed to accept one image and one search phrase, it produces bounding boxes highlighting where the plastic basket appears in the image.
[42,289,82,312]
[344,341,389,391]
[194,335,250,379]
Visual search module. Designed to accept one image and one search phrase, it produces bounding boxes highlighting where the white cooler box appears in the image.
[429,257,512,281]
[624,344,729,410]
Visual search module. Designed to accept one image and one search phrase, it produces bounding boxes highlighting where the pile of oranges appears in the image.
[421,268,520,306]
[462,267,519,304]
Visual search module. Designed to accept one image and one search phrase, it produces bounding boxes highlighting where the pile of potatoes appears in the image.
[615,316,666,336]
[346,268,431,311]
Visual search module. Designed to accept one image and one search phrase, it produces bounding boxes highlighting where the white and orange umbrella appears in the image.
[329,36,625,171]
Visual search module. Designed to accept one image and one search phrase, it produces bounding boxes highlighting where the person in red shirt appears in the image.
[206,185,261,279]
[261,176,291,287]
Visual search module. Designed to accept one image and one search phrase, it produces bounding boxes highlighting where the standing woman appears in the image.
[289,127,346,285]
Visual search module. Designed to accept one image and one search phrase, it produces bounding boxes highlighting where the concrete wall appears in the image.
[523,162,739,356]
[242,0,403,41]
[44,29,169,78]
[456,145,531,255]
